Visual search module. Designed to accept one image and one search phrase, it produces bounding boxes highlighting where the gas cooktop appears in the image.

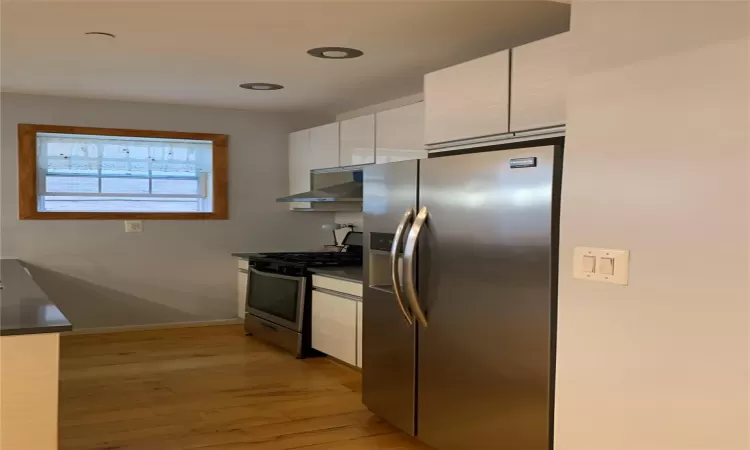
[245,231,363,268]
[251,251,361,267]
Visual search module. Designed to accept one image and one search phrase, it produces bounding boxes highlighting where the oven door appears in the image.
[246,267,306,332]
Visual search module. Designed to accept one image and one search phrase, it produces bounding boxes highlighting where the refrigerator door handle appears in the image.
[403,206,429,328]
[390,208,414,325]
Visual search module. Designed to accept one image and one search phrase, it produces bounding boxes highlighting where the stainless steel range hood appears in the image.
[276,181,362,203]
[277,165,365,210]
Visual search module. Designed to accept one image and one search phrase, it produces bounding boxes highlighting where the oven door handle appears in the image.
[249,267,305,282]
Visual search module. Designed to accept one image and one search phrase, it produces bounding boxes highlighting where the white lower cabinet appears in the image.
[311,290,358,366]
[356,301,363,368]
[237,259,249,318]
[0,333,61,450]
[237,270,248,318]
[311,275,363,297]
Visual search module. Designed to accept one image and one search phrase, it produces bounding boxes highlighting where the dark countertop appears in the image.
[232,253,257,259]
[1,259,72,336]
[308,266,363,284]
[232,252,362,283]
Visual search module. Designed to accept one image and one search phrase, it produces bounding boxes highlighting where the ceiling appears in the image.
[1,1,570,116]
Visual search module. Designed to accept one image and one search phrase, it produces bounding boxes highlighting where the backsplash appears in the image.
[334,212,363,243]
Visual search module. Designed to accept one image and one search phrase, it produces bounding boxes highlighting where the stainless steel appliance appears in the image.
[362,145,562,450]
[276,165,365,211]
[244,233,362,358]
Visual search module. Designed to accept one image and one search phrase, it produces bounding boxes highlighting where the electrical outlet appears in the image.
[124,220,143,233]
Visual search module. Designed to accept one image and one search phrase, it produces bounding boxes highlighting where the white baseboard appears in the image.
[62,318,244,336]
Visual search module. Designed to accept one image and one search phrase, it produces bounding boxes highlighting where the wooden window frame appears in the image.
[18,124,229,220]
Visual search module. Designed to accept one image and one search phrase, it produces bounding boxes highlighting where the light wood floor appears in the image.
[59,325,430,450]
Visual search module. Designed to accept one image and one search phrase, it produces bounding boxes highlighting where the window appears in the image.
[18,124,228,219]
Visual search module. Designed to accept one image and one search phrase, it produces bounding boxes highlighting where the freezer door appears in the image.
[415,146,560,450]
[362,160,418,435]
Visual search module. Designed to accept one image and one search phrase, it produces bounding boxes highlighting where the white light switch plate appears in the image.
[124,220,143,233]
[573,247,629,285]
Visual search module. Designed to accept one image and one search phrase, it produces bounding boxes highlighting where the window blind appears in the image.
[36,133,214,213]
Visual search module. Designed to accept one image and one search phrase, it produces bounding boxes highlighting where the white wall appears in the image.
[0,93,335,330]
[555,3,749,450]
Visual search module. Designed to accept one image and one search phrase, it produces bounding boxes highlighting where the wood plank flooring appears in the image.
[59,325,430,450]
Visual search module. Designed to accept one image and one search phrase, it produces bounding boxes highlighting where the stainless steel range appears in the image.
[243,232,362,358]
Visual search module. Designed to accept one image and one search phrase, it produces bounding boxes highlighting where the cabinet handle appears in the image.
[314,287,362,302]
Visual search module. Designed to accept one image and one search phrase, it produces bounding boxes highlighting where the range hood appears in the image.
[276,181,362,203]
[277,165,364,209]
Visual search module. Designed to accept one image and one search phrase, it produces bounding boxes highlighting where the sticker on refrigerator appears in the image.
[509,157,537,169]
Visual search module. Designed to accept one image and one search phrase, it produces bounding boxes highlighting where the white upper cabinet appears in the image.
[288,123,339,210]
[510,32,570,132]
[309,122,340,170]
[339,114,375,166]
[424,50,510,145]
[288,129,311,210]
[375,102,427,164]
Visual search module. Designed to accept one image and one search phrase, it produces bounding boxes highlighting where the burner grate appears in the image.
[262,252,362,267]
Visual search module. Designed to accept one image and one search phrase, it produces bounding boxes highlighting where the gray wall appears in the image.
[0,93,334,330]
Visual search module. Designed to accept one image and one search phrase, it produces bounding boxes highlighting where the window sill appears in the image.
[19,211,228,220]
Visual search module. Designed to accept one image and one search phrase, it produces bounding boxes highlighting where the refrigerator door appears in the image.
[415,146,560,450]
[362,160,419,435]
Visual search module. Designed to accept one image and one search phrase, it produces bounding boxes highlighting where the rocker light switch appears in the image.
[582,255,596,273]
[600,257,615,275]
[574,247,630,285]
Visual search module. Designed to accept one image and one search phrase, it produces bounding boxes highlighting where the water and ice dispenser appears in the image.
[368,232,404,292]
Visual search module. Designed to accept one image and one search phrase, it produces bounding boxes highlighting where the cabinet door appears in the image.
[0,332,60,450]
[237,269,248,318]
[375,102,427,164]
[356,300,363,368]
[510,32,569,132]
[311,291,357,365]
[310,123,340,170]
[288,129,311,210]
[424,50,510,145]
[340,114,375,166]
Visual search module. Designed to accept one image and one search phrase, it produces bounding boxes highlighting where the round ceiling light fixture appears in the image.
[84,31,116,38]
[307,47,364,60]
[239,83,284,91]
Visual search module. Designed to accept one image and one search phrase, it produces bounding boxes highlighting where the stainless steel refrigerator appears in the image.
[362,145,562,450]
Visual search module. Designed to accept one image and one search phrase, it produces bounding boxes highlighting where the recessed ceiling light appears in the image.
[239,83,284,91]
[307,47,363,60]
[85,31,116,38]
